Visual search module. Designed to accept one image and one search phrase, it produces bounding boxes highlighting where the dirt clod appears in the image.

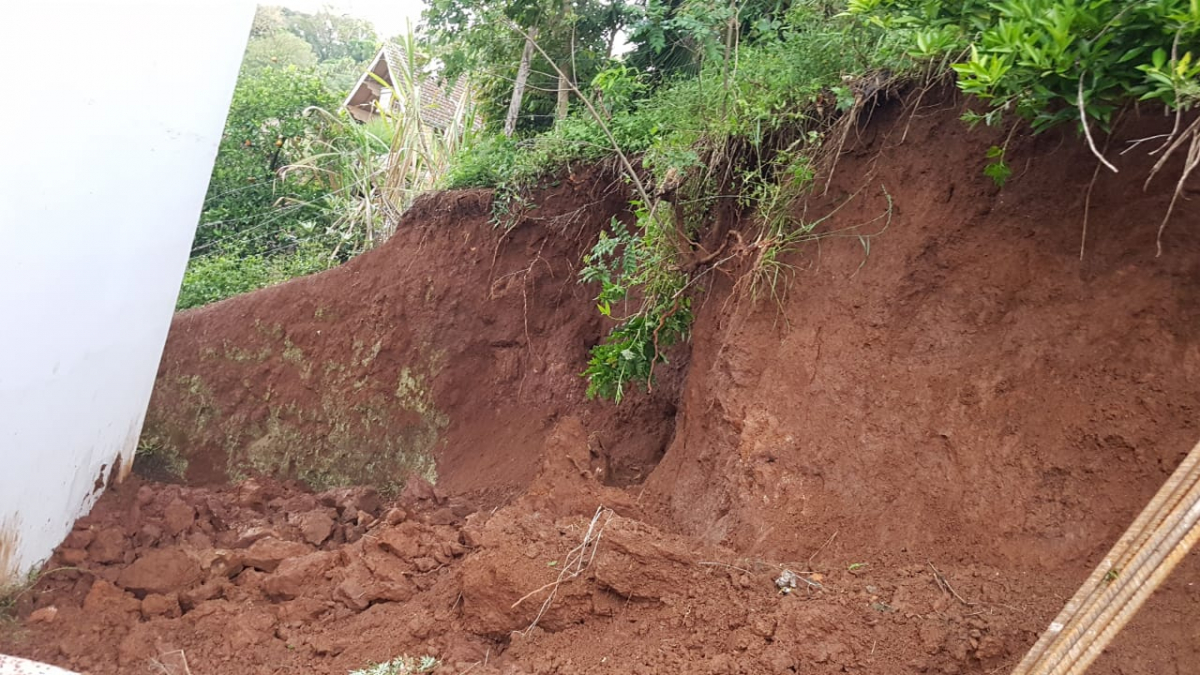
[294,510,335,546]
[116,549,202,596]
[27,606,58,624]
[86,527,126,564]
[163,497,196,536]
[242,538,312,572]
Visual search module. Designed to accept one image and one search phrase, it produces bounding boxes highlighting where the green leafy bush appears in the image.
[198,65,341,256]
[579,215,692,402]
[443,135,520,188]
[439,3,911,400]
[446,3,905,192]
[176,241,333,310]
[853,0,1200,131]
[188,27,481,312]
[438,2,915,400]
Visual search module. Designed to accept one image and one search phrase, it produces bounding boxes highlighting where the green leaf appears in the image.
[1153,47,1168,70]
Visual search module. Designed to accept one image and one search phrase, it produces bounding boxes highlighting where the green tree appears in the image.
[624,0,811,81]
[197,66,340,256]
[285,8,380,64]
[423,0,632,132]
[242,32,319,73]
[251,5,287,36]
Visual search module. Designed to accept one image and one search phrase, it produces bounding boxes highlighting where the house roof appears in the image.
[342,43,475,129]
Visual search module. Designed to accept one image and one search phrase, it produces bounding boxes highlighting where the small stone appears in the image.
[242,537,312,572]
[774,569,799,592]
[448,499,475,518]
[235,479,267,510]
[179,579,227,610]
[137,523,164,547]
[60,548,87,565]
[378,527,420,559]
[195,548,244,578]
[28,606,58,623]
[342,525,365,544]
[334,576,371,611]
[400,477,436,503]
[233,525,276,548]
[88,526,127,564]
[136,485,157,506]
[383,508,407,525]
[263,551,336,600]
[63,528,95,550]
[412,557,438,572]
[116,549,203,596]
[317,487,381,518]
[84,580,140,614]
[275,597,330,624]
[164,498,196,537]
[459,523,484,549]
[426,508,457,525]
[297,511,335,546]
[141,593,182,618]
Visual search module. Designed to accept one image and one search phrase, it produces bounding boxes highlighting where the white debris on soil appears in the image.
[0,654,79,675]
[775,568,799,593]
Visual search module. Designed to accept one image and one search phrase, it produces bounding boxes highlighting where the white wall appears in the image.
[0,1,254,586]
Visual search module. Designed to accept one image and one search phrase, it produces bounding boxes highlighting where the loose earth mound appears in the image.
[3,90,1199,674]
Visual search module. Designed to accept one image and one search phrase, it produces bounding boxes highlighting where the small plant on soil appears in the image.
[350,655,439,675]
[0,566,47,622]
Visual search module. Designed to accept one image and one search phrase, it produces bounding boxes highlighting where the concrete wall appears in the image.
[0,1,254,587]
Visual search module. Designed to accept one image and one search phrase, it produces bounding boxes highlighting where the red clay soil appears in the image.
[3,90,1200,674]
[140,171,682,501]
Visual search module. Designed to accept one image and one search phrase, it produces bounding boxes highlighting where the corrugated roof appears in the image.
[342,43,477,130]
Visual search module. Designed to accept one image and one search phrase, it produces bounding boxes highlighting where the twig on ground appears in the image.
[807,530,839,568]
[512,506,614,636]
[698,561,753,575]
[150,650,192,675]
[928,562,974,606]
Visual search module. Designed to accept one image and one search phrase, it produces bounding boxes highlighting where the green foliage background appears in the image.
[183,0,1198,401]
[433,0,1198,400]
[181,6,385,310]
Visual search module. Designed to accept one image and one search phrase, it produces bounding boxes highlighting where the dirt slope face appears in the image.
[143,176,681,501]
[642,93,1200,670]
[5,92,1200,675]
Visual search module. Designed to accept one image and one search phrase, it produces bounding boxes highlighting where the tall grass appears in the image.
[283,26,480,255]
[178,26,480,310]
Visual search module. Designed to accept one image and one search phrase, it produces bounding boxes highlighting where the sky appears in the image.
[279,0,426,37]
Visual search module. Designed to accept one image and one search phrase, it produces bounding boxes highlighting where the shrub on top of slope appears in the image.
[853,0,1200,131]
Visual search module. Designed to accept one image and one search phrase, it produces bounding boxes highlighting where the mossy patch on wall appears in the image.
[140,327,449,493]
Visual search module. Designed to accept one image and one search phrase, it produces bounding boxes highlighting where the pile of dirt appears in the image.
[1,419,1062,675]
[4,90,1200,674]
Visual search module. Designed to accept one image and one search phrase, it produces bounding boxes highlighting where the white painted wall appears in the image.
[0,1,254,586]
